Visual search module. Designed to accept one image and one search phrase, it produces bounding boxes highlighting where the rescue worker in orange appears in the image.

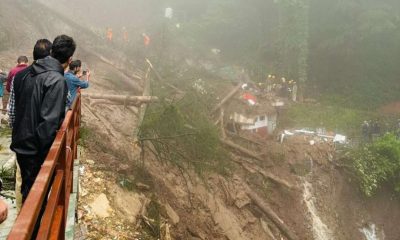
[107,28,113,42]
[143,33,150,47]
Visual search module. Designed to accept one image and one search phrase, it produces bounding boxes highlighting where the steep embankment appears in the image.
[2,1,400,240]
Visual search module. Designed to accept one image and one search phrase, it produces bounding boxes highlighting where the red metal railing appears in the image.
[7,93,81,240]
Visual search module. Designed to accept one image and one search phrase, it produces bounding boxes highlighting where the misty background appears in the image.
[0,1,399,239]
[33,0,400,109]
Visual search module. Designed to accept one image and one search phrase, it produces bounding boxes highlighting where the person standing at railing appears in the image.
[6,56,29,93]
[10,35,76,202]
[8,39,53,129]
[8,39,53,211]
[65,59,90,108]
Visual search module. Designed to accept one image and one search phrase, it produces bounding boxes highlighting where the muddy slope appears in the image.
[2,1,400,239]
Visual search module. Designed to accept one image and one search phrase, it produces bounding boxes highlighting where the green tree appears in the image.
[352,134,400,197]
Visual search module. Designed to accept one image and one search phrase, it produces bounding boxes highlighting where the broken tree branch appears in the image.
[134,198,151,231]
[220,108,226,139]
[221,138,263,161]
[136,66,152,138]
[89,99,142,108]
[226,131,265,146]
[83,93,158,106]
[235,158,294,190]
[255,166,294,190]
[260,219,277,240]
[139,133,196,142]
[211,83,242,115]
[246,189,298,240]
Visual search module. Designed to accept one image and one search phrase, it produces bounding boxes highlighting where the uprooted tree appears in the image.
[137,91,230,176]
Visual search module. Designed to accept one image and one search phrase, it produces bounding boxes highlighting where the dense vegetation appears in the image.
[352,134,400,197]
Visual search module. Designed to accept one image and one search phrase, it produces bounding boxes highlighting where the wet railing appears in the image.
[7,93,81,240]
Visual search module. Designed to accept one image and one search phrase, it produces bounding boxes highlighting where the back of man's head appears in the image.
[17,56,28,64]
[69,60,81,71]
[51,35,76,64]
[33,39,52,60]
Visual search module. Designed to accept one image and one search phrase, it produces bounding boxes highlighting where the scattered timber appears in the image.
[247,189,298,240]
[82,93,158,106]
[220,109,227,139]
[221,139,263,161]
[211,83,242,115]
[135,66,152,138]
[240,161,293,189]
[260,219,277,240]
[226,131,265,146]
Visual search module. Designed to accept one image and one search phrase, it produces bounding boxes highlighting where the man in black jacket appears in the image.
[11,35,76,201]
[9,38,53,129]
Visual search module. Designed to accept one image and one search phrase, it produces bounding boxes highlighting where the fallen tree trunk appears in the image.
[136,66,152,138]
[246,189,298,240]
[257,167,294,190]
[221,139,263,161]
[226,131,265,146]
[220,109,226,139]
[230,156,292,189]
[89,99,141,108]
[82,93,158,105]
[260,219,277,240]
[211,83,242,115]
[243,162,293,189]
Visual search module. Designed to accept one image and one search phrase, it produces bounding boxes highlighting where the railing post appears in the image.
[58,138,67,240]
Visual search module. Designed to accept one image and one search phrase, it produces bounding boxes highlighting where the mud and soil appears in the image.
[1,1,400,239]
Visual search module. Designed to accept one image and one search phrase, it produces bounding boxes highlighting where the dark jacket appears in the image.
[11,56,68,158]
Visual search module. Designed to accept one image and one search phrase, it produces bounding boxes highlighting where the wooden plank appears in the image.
[36,171,64,240]
[49,206,64,240]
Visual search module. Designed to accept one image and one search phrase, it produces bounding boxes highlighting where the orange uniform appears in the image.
[107,28,113,42]
[143,34,150,46]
